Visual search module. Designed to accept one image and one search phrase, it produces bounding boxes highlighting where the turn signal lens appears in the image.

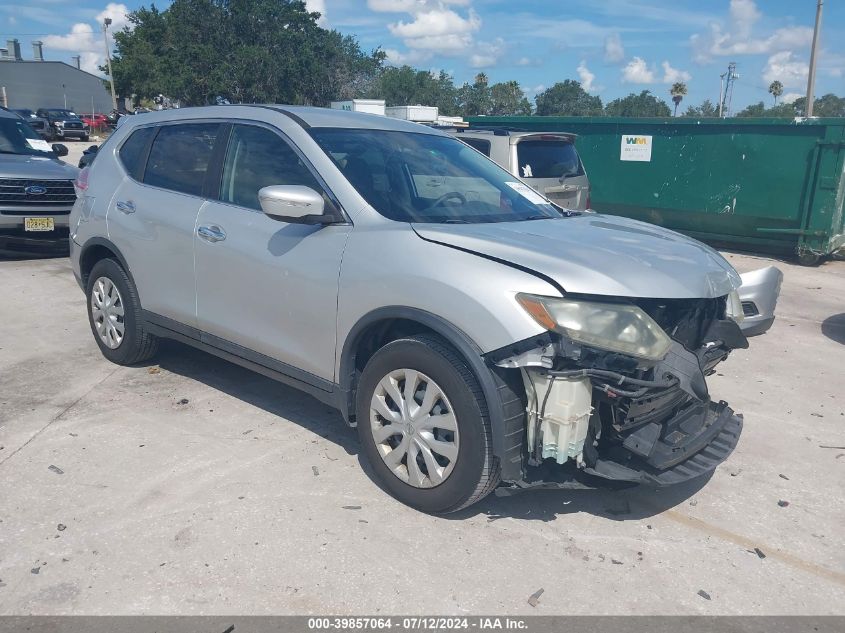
[516,294,557,331]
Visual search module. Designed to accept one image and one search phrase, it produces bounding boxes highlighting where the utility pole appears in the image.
[102,17,118,111]
[719,62,738,118]
[805,0,823,117]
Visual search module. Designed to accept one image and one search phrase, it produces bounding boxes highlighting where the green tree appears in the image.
[735,101,767,118]
[768,80,783,106]
[809,93,845,117]
[604,90,671,117]
[109,0,383,106]
[683,99,718,118]
[534,80,603,116]
[670,82,687,117]
[371,66,459,115]
[457,73,493,116]
[490,81,532,115]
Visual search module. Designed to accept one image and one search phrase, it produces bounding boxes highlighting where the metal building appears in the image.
[0,39,113,113]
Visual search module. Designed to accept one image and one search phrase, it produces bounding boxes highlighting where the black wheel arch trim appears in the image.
[338,306,521,480]
[78,236,137,289]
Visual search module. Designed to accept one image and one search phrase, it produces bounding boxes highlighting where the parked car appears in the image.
[36,108,90,141]
[71,106,763,513]
[79,113,109,130]
[0,108,77,255]
[452,128,590,211]
[10,108,54,141]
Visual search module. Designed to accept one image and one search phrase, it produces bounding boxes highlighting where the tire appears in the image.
[356,334,500,513]
[86,258,158,365]
[81,135,90,142]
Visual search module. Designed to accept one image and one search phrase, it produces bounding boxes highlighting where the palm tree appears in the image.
[670,82,687,117]
[768,80,784,106]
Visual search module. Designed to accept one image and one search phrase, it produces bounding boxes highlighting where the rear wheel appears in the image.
[86,258,158,365]
[356,334,500,513]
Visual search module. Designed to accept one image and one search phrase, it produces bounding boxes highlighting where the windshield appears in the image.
[516,139,584,179]
[310,128,562,224]
[45,110,79,119]
[0,118,55,156]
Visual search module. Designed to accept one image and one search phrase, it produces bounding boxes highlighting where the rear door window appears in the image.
[118,126,156,180]
[516,139,584,179]
[143,123,220,196]
[459,137,491,156]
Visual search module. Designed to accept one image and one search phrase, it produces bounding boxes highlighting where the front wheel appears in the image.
[356,334,500,514]
[86,258,158,365]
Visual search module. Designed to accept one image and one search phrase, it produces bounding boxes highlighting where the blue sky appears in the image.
[3,0,844,112]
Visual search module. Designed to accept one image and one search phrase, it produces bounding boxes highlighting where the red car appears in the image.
[78,113,109,129]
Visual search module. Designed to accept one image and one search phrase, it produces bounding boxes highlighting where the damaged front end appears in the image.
[488,293,748,493]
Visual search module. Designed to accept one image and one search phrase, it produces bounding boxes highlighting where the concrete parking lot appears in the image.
[0,251,843,615]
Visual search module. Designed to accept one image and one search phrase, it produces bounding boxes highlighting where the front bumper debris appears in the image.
[488,303,750,494]
[584,400,743,486]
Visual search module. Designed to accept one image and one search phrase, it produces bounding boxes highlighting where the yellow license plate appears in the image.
[24,217,55,232]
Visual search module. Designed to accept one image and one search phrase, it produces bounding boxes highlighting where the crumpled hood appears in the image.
[413,213,741,299]
[0,154,79,180]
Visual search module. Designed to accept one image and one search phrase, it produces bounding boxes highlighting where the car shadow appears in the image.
[821,313,845,345]
[448,472,713,522]
[143,340,712,521]
[146,340,359,456]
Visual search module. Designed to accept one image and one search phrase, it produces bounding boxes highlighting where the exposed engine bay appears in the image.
[489,295,748,492]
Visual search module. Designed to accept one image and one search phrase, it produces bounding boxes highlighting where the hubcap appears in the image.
[90,276,125,349]
[369,369,459,489]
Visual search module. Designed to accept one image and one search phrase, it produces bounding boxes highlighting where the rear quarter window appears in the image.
[118,126,156,180]
[516,140,584,179]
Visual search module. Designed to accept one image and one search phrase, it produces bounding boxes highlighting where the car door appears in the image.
[194,123,351,383]
[108,122,221,329]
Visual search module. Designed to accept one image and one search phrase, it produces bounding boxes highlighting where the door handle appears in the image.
[115,200,135,214]
[197,224,227,243]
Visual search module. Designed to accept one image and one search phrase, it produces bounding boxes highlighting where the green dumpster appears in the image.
[467,116,845,263]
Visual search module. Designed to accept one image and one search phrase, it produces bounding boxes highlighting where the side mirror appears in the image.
[52,143,68,157]
[258,185,333,224]
[86,145,99,153]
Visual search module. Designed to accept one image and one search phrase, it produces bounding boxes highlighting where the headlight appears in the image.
[725,290,744,324]
[517,294,673,361]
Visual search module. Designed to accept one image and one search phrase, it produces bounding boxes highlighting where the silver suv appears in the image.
[71,105,753,513]
[452,129,590,210]
[0,108,77,255]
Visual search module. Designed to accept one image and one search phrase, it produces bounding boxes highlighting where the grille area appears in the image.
[0,179,76,212]
[63,121,84,130]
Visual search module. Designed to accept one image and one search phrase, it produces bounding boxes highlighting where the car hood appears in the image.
[0,154,79,179]
[412,214,741,299]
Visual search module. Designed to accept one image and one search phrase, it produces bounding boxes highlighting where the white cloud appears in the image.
[372,0,482,59]
[762,51,809,89]
[661,61,691,84]
[622,56,655,84]
[42,3,130,74]
[468,38,504,68]
[603,33,624,63]
[781,92,802,104]
[691,0,813,64]
[383,48,433,66]
[577,60,597,93]
[305,0,327,25]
